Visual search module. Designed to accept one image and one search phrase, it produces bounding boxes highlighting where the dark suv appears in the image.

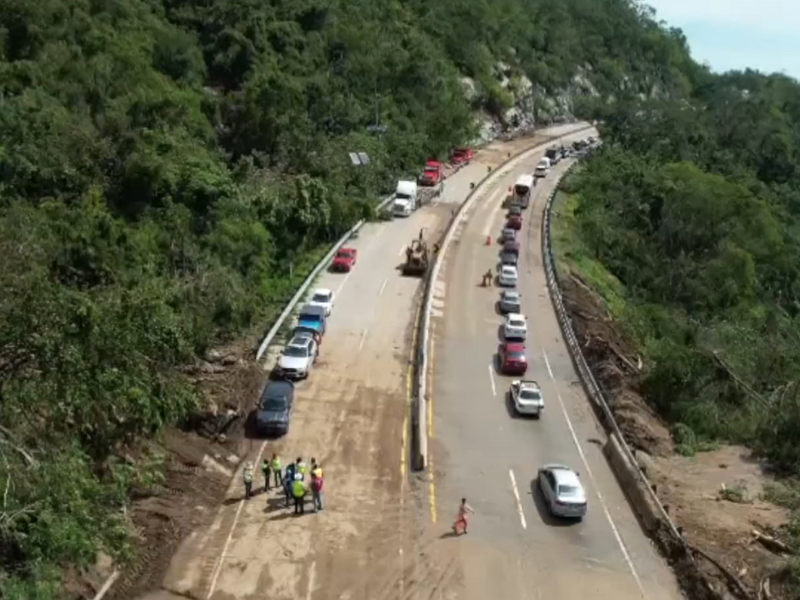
[255,380,295,436]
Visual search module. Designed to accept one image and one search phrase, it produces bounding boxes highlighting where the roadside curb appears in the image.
[542,163,729,600]
[412,123,593,471]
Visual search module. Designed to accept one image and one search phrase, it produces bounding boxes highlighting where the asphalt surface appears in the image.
[146,125,588,600]
[429,136,685,600]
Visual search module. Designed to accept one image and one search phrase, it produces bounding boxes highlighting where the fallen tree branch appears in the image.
[0,425,38,467]
[690,544,755,600]
[752,530,794,556]
[758,576,772,600]
[711,351,770,409]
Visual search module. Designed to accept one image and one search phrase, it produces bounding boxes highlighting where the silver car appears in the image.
[276,336,318,379]
[499,290,521,314]
[538,464,587,519]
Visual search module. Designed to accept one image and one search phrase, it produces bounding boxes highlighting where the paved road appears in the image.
[145,125,587,600]
[428,137,685,600]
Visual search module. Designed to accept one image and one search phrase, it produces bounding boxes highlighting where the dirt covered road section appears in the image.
[552,198,795,600]
[113,131,574,600]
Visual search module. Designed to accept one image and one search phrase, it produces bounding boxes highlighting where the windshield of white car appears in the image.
[312,293,330,303]
[284,346,308,358]
[519,389,540,400]
[509,318,524,327]
[557,484,580,497]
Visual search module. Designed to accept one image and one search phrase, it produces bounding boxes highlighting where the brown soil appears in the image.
[74,341,265,600]
[558,270,794,600]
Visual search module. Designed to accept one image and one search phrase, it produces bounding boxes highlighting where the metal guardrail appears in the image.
[254,195,395,363]
[413,123,594,470]
[254,127,540,365]
[541,162,684,541]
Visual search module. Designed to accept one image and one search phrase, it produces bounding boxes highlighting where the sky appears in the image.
[642,0,800,80]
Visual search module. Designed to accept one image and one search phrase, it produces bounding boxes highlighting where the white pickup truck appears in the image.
[510,380,545,416]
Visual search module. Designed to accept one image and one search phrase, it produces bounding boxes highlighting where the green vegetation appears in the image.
[0,0,715,595]
[560,60,800,570]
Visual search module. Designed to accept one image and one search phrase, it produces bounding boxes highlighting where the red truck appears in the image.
[419,160,444,186]
[450,147,474,165]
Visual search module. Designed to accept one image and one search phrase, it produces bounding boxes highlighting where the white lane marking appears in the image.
[488,364,497,396]
[358,328,368,352]
[509,469,528,530]
[334,269,353,297]
[306,560,316,600]
[481,188,509,237]
[379,278,388,296]
[398,244,406,257]
[207,440,269,599]
[541,348,646,595]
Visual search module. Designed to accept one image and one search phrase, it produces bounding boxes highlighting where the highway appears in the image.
[427,137,685,600]
[142,123,588,600]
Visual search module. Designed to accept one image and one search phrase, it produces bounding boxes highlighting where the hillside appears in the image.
[555,68,800,595]
[0,0,696,597]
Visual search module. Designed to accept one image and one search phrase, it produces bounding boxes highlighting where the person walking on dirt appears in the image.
[271,453,282,488]
[310,463,324,512]
[283,462,296,508]
[243,462,254,500]
[482,269,492,287]
[292,473,307,515]
[453,498,474,535]
[261,458,271,492]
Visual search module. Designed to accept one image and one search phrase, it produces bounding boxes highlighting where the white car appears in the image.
[510,380,544,416]
[504,313,527,340]
[276,336,318,379]
[309,288,335,316]
[498,265,518,287]
[537,464,587,519]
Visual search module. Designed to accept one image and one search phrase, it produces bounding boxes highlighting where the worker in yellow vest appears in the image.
[296,457,307,479]
[243,461,254,500]
[292,473,307,515]
[270,453,282,488]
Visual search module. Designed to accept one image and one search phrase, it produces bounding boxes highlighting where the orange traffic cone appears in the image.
[486,235,492,246]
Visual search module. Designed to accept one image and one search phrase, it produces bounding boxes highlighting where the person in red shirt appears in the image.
[310,462,324,512]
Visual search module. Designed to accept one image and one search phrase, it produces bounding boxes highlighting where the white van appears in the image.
[512,174,534,209]
[534,157,550,179]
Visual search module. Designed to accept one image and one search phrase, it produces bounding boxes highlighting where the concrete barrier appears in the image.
[412,123,594,471]
[540,159,709,556]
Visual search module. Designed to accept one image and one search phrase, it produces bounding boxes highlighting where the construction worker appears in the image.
[243,461,254,499]
[296,457,307,479]
[283,463,296,508]
[261,458,271,491]
[270,453,282,488]
[292,473,307,515]
[482,269,492,287]
[310,463,324,512]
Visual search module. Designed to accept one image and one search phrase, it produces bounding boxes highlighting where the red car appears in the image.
[507,215,522,230]
[419,160,444,186]
[498,342,528,375]
[451,147,474,165]
[331,247,358,272]
[503,240,520,255]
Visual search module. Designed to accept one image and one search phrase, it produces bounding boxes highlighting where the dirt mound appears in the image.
[76,342,265,600]
[560,272,674,457]
[558,266,794,600]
